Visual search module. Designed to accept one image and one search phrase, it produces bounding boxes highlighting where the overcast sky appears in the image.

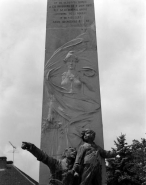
[0,0,145,181]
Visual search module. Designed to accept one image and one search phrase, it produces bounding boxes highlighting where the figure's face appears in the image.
[83,130,95,142]
[66,56,76,70]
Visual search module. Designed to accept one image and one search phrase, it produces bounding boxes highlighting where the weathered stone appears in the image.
[40,0,106,184]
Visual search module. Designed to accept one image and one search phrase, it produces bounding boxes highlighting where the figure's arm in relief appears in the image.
[21,142,58,170]
[79,74,95,92]
[61,73,67,85]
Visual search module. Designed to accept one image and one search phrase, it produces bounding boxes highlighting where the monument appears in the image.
[40,0,106,184]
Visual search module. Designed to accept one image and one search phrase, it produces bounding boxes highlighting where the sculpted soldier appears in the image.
[21,142,77,185]
[72,129,119,185]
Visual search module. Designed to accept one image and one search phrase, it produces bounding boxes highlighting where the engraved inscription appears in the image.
[47,0,94,27]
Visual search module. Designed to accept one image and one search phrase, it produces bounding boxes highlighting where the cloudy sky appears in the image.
[0,0,145,181]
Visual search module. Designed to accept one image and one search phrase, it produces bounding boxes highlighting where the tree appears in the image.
[106,134,142,185]
[131,138,146,185]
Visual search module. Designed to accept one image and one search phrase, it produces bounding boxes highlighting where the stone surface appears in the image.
[40,0,106,184]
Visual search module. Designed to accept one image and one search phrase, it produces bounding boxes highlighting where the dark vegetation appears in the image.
[106,134,146,185]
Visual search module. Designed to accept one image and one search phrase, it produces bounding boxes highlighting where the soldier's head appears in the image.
[81,129,96,143]
[62,147,77,164]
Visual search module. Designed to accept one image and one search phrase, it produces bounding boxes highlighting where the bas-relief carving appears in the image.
[42,23,101,156]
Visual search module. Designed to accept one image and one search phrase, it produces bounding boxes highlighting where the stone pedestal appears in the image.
[40,0,106,184]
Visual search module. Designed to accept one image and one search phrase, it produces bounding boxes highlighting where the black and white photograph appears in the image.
[0,0,145,185]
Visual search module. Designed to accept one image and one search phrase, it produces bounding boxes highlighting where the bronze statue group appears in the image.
[22,129,119,185]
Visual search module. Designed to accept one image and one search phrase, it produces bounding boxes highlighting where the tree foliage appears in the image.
[106,134,146,185]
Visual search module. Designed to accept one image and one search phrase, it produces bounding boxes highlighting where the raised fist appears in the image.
[21,142,33,151]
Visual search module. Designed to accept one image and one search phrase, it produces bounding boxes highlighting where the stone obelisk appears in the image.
[40,0,106,184]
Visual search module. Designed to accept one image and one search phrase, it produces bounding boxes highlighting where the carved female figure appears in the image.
[61,51,94,95]
[44,51,100,155]
[59,51,98,113]
[61,52,80,94]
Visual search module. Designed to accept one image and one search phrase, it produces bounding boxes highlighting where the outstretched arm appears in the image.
[21,142,58,171]
[98,145,117,158]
